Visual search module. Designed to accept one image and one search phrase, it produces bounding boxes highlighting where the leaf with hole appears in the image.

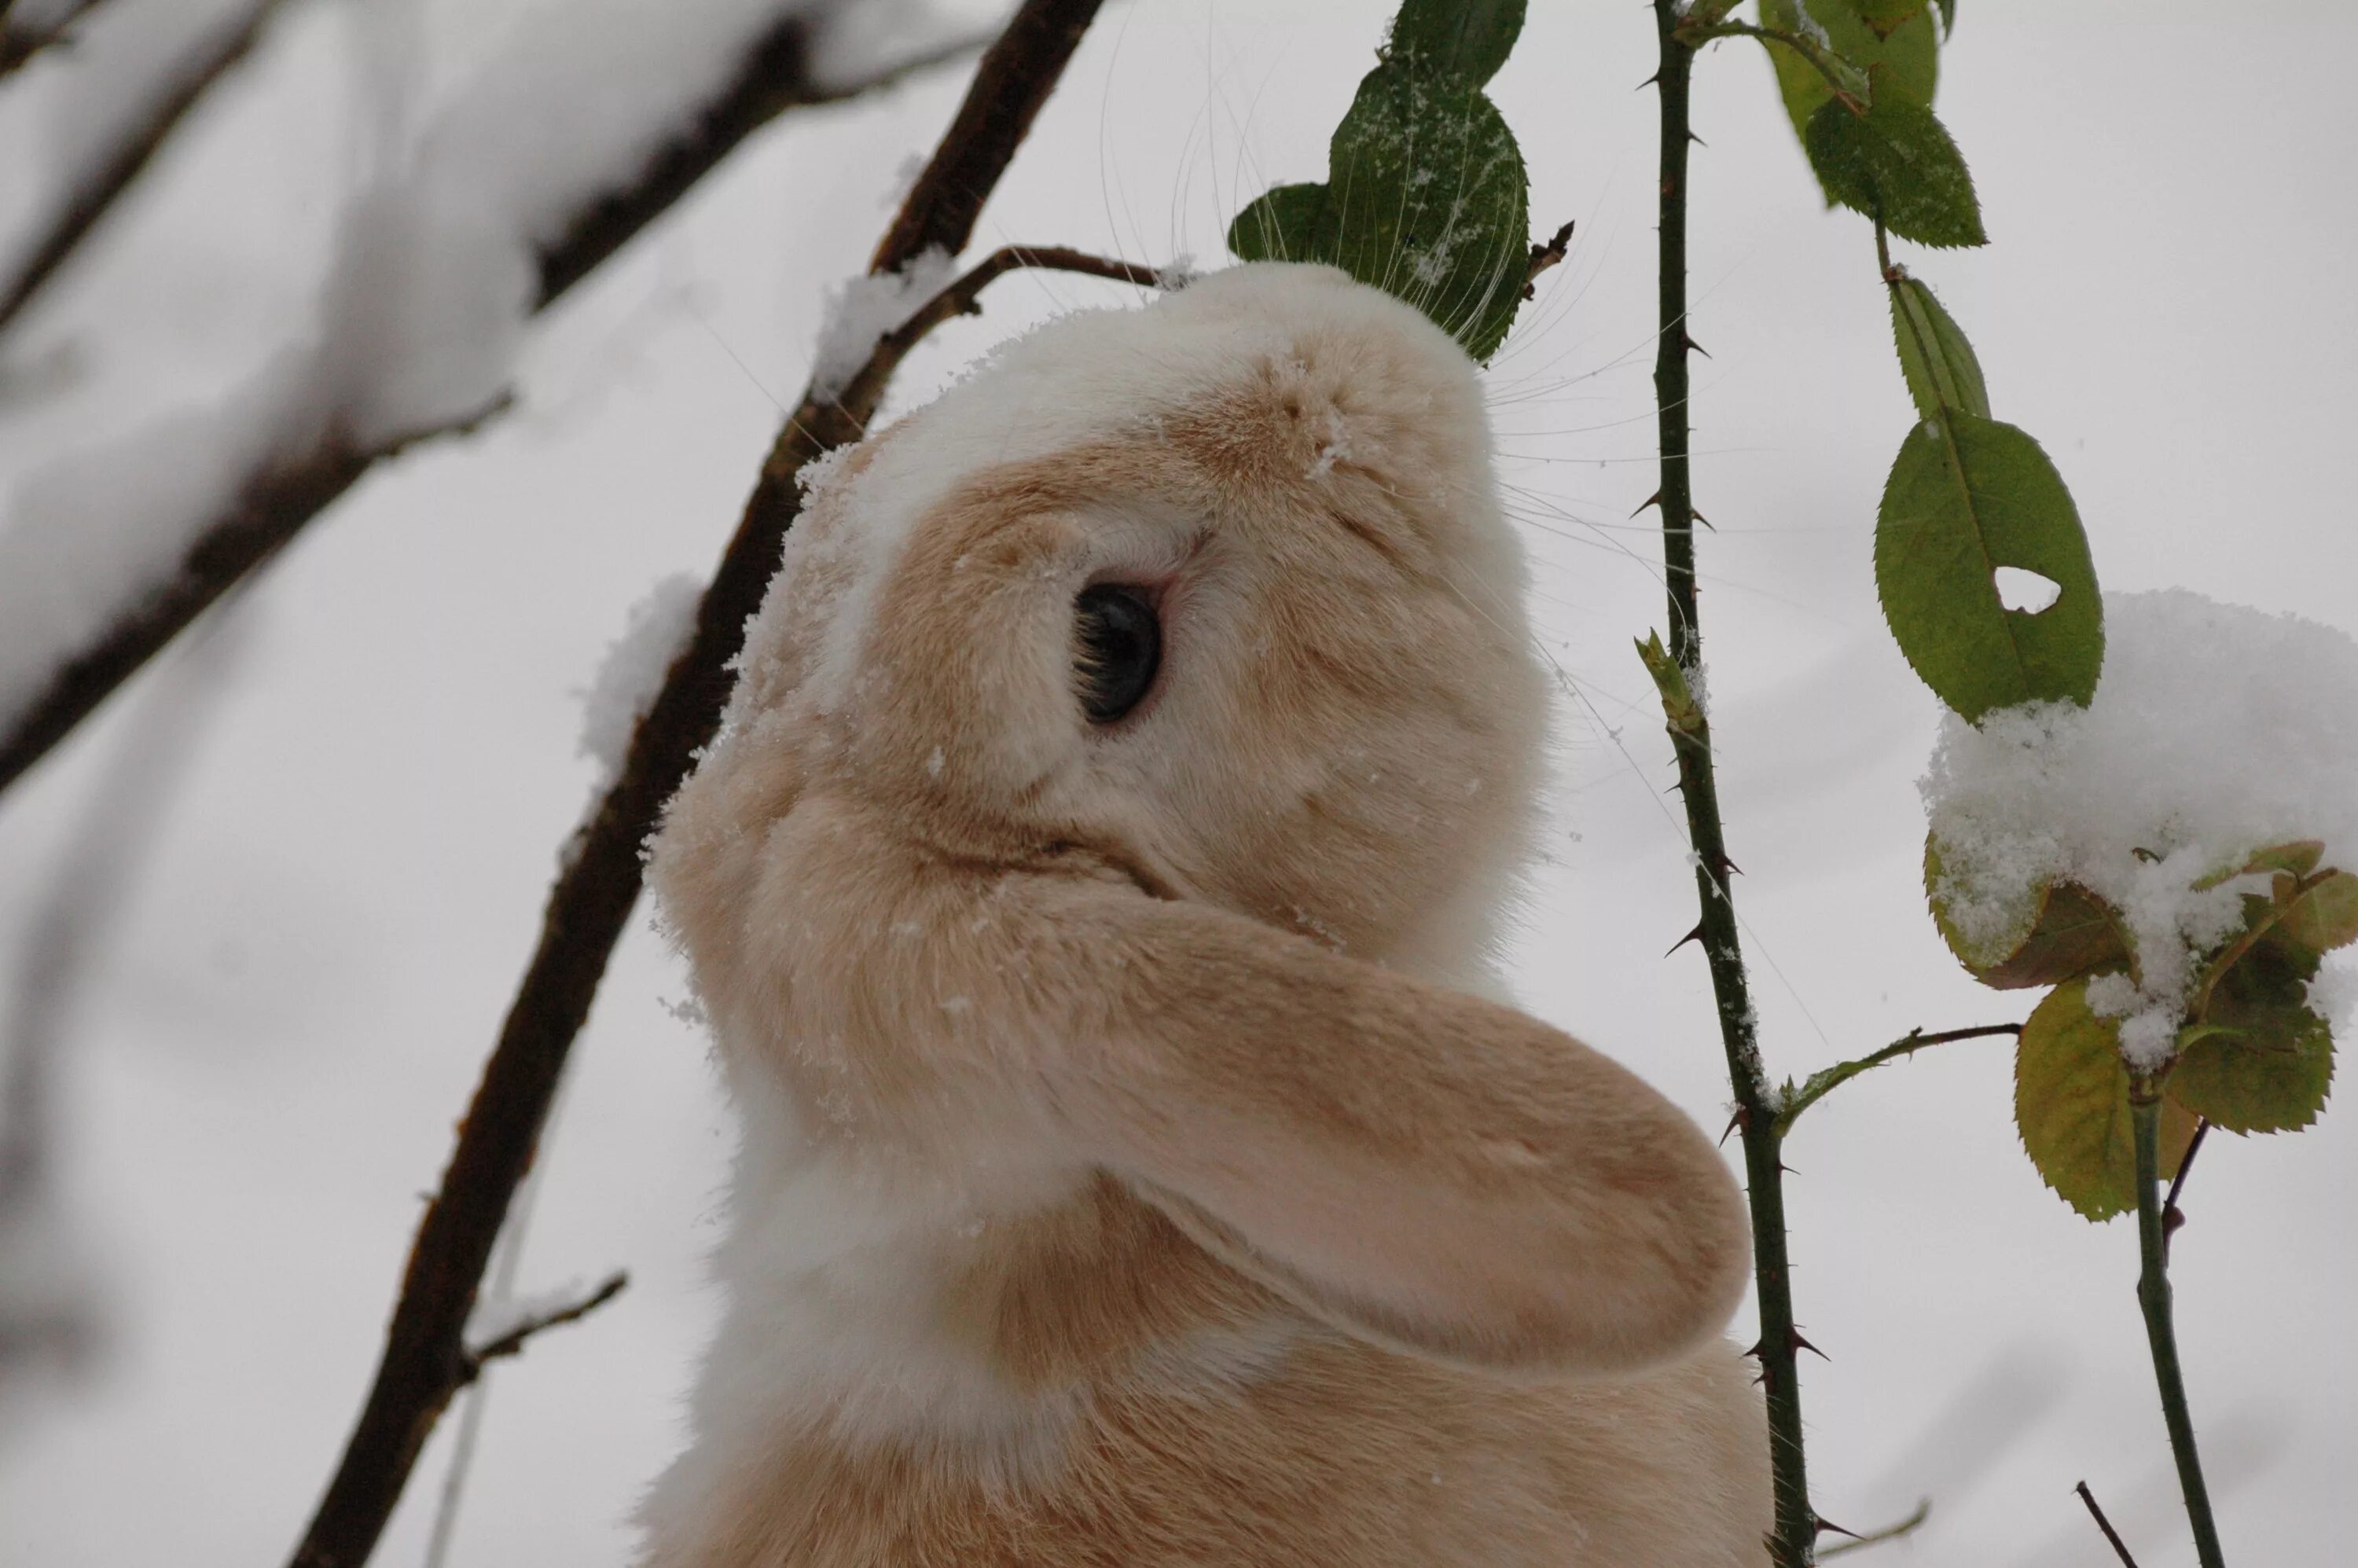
[1805,94,1985,248]
[1760,0,1938,162]
[1889,274,1988,419]
[1876,411,2103,722]
[2015,979,2198,1221]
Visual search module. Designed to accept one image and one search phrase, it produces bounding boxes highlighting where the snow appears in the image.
[0,0,953,748]
[808,245,958,401]
[1992,565,2061,615]
[464,1276,596,1357]
[578,574,703,780]
[1923,589,2358,1067]
[0,344,332,744]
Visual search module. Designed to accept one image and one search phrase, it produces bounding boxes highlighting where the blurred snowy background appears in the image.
[0,0,2350,1562]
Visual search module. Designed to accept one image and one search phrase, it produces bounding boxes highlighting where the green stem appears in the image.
[2131,1092,2228,1568]
[1775,1024,2021,1137]
[1649,11,1816,1565]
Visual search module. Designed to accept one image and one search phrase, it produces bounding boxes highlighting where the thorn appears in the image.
[1631,489,1662,517]
[1667,921,1707,957]
[1690,508,1715,532]
[1713,852,1743,878]
[1753,1364,1776,1392]
[1720,1105,1750,1147]
[1815,1515,1861,1541]
[1684,332,1712,359]
[1741,1338,1764,1360]
[1637,69,1661,90]
[1790,1327,1830,1363]
[1689,130,1707,147]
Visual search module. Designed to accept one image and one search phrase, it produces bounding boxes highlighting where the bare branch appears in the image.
[0,20,983,803]
[0,0,107,79]
[2076,1480,2144,1567]
[281,6,1112,1565]
[532,17,992,309]
[0,0,292,340]
[457,1272,626,1382]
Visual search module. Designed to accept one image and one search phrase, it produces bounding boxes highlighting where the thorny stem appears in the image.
[1647,9,1815,1564]
[2131,1092,2228,1568]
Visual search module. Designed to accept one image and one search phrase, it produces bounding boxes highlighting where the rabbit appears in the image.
[635,261,1769,1566]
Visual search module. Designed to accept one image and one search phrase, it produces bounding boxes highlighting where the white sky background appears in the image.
[1,0,2352,1563]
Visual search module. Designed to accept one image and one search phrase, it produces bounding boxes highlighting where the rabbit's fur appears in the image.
[638,263,1768,1566]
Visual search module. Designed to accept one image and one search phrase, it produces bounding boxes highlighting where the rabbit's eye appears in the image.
[1073,584,1161,724]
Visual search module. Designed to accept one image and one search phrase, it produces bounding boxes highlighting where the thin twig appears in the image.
[1522,218,1574,299]
[0,0,106,79]
[0,24,984,802]
[2076,1479,2143,1568]
[457,1271,626,1381]
[2162,1117,2210,1259]
[1681,20,1868,114]
[1644,6,1816,1563]
[0,0,292,339]
[2129,1093,2228,1568]
[1818,1499,1931,1559]
[281,5,1111,1565]
[1776,1023,2022,1136]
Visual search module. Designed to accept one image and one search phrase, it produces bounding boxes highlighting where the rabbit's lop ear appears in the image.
[1015,874,1752,1378]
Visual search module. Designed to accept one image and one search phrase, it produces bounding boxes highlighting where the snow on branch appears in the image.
[0,0,291,339]
[0,0,109,79]
[0,0,987,802]
[457,1271,627,1379]
[282,6,1115,1563]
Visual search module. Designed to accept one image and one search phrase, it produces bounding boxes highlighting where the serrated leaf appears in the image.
[1876,412,2103,722]
[2173,936,2335,1132]
[1889,274,1989,420]
[1805,94,1985,248]
[1387,0,1525,86]
[2279,870,2358,955]
[1317,68,1530,362]
[1227,182,1330,264]
[2016,979,2197,1221]
[1761,0,1939,156]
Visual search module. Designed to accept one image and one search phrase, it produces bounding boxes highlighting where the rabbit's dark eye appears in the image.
[1073,584,1160,724]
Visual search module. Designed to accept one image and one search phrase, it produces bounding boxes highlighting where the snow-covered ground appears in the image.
[0,2,2351,1564]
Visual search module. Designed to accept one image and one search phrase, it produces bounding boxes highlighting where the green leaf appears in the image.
[1937,0,1957,36]
[1387,0,1525,86]
[1926,862,2127,990]
[1760,0,1939,150]
[1876,411,2104,722]
[2173,936,2336,1133]
[1805,95,1986,248]
[2192,839,2324,890]
[2279,869,2358,955]
[1227,182,1330,264]
[2015,979,2198,1221]
[1316,68,1530,362]
[1889,274,1989,420]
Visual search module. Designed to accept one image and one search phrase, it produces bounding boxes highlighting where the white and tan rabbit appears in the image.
[637,262,1769,1566]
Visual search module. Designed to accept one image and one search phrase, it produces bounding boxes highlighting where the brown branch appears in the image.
[280,4,1111,1565]
[0,22,984,802]
[532,20,991,308]
[2077,1479,2144,1567]
[0,0,107,79]
[0,0,291,339]
[456,1271,626,1383]
[1522,218,1574,299]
